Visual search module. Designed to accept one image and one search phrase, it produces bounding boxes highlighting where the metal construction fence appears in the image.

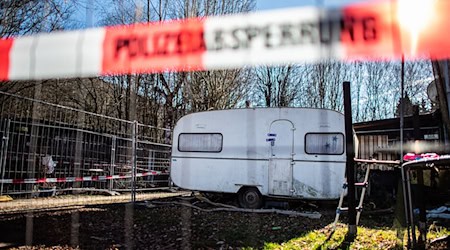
[0,91,172,200]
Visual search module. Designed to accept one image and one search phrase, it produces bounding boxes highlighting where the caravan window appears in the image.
[305,133,344,155]
[178,133,223,152]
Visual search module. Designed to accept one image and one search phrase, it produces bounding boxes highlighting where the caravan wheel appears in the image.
[238,187,263,209]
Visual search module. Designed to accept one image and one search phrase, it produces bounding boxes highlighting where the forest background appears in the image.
[0,0,435,130]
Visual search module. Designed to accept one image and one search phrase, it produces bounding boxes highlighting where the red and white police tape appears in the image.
[0,171,168,184]
[0,0,449,81]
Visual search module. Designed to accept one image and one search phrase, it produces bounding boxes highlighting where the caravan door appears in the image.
[268,120,295,196]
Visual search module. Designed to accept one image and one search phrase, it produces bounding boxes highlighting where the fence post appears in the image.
[343,81,357,237]
[73,109,86,191]
[148,149,155,184]
[110,136,116,191]
[131,121,138,203]
[0,119,11,195]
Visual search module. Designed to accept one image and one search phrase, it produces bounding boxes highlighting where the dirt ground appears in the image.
[0,191,190,214]
[0,194,448,249]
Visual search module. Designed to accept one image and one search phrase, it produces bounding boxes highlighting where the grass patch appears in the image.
[427,222,450,240]
[263,222,450,250]
[263,223,401,250]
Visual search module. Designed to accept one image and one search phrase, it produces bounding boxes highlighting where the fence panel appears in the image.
[135,123,171,190]
[0,91,171,199]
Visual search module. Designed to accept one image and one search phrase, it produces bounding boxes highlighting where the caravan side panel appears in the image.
[171,158,269,194]
[170,109,275,194]
[292,162,345,199]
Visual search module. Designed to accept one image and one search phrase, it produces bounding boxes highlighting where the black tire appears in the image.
[238,187,263,209]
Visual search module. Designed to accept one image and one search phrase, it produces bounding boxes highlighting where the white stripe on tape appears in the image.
[79,28,106,77]
[66,177,76,182]
[203,6,344,70]
[9,35,36,80]
[9,28,105,80]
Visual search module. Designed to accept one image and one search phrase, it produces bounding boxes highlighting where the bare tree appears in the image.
[252,65,304,107]
[187,69,252,111]
[152,0,256,127]
[303,60,349,111]
[353,59,432,122]
[404,60,433,103]
[0,0,73,37]
[0,0,75,93]
[362,61,395,121]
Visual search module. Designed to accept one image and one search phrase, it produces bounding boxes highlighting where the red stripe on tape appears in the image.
[37,178,47,183]
[12,179,24,184]
[0,38,13,81]
[342,0,397,60]
[1,171,165,184]
[406,0,450,60]
[342,0,450,60]
[102,18,205,75]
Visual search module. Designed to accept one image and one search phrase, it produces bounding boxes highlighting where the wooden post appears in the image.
[343,81,357,237]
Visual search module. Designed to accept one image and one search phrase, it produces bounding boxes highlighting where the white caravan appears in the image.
[170,108,346,208]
